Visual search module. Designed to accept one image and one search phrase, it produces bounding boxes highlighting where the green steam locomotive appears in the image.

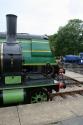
[0,14,65,105]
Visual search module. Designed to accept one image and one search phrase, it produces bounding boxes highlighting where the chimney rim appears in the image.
[6,14,17,18]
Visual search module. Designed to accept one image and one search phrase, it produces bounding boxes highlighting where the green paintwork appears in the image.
[5,76,21,84]
[0,38,5,43]
[0,37,56,66]
[3,89,24,104]
[23,57,55,65]
[0,80,57,91]
[31,39,52,57]
[19,39,31,58]
[19,39,56,65]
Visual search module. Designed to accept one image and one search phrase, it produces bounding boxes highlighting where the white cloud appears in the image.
[0,0,83,35]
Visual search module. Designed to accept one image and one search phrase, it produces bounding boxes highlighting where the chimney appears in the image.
[6,14,17,43]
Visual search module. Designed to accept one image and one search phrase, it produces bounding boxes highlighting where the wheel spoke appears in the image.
[31,89,48,103]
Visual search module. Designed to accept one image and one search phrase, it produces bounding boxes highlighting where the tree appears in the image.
[49,34,57,55]
[49,19,83,56]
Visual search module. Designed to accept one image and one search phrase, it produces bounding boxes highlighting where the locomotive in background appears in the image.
[0,14,65,105]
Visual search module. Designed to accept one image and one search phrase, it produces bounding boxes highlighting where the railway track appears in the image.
[50,82,83,101]
[51,88,83,98]
[63,63,83,74]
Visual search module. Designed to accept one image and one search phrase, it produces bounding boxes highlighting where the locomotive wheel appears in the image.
[30,89,49,103]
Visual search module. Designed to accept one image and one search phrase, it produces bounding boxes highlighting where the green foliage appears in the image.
[49,34,57,55]
[49,19,83,56]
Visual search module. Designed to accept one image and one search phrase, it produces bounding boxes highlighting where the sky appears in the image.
[0,0,83,35]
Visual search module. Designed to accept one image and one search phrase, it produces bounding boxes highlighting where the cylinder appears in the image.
[3,89,25,104]
[6,14,17,43]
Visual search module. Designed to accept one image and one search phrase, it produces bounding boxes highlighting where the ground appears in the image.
[0,93,83,125]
